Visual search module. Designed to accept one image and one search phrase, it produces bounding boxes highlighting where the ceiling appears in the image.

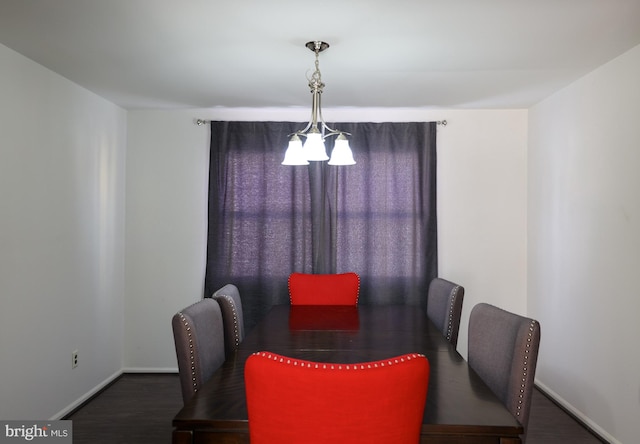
[1,0,640,110]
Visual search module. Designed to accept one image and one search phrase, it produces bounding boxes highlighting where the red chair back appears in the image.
[288,272,360,305]
[245,351,430,444]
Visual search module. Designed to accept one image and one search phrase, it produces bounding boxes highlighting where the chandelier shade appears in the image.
[281,134,309,165]
[328,133,356,165]
[282,41,356,166]
[303,130,329,161]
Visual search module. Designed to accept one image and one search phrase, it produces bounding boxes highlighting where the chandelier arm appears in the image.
[288,123,313,138]
[321,127,351,139]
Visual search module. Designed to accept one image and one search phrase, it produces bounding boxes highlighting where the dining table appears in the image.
[172,304,524,443]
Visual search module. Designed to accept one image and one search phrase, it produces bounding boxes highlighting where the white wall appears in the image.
[124,112,210,370]
[123,107,528,368]
[436,110,528,356]
[528,44,640,444]
[0,44,127,419]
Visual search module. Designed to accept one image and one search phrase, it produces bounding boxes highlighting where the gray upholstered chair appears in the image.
[210,284,245,357]
[172,298,226,404]
[426,277,465,347]
[468,303,541,442]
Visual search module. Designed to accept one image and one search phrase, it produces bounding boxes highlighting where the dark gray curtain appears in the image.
[205,121,437,329]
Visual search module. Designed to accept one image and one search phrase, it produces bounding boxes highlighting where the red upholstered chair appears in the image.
[288,272,360,305]
[245,351,430,444]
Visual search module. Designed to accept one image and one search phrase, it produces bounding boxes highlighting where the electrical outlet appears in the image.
[72,350,78,368]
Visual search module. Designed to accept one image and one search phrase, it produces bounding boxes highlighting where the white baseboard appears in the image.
[50,370,122,420]
[535,380,617,444]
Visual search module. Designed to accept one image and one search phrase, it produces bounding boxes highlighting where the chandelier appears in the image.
[282,41,356,166]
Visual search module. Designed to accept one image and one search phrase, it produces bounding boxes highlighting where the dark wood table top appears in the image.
[173,305,523,444]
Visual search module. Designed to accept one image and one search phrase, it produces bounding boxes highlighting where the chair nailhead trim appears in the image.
[515,320,538,417]
[445,286,460,340]
[220,294,240,347]
[177,312,199,393]
[253,351,424,370]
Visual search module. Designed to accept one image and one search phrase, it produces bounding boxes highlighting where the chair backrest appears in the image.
[245,351,429,444]
[426,277,465,347]
[288,272,360,305]
[468,303,541,440]
[171,298,226,404]
[210,284,245,356]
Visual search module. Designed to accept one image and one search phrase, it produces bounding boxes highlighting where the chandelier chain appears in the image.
[308,50,324,93]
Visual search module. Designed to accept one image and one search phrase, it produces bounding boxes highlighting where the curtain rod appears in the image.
[194,119,447,126]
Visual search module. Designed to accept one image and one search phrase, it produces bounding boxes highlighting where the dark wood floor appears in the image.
[66,373,606,444]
